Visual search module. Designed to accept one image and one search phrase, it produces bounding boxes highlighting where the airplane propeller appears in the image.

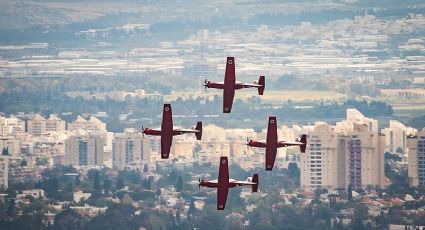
[246,137,252,145]
[198,177,201,190]
[245,137,251,152]
[203,79,209,92]
[141,126,145,137]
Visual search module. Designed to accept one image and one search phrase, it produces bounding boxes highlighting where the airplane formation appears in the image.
[143,57,307,210]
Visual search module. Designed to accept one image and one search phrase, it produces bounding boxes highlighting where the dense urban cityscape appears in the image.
[1,0,425,229]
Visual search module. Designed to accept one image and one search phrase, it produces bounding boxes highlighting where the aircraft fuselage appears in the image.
[143,128,199,136]
[199,180,252,189]
[206,82,259,90]
[247,140,303,148]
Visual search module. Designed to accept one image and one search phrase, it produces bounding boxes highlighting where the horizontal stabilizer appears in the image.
[195,121,202,140]
[252,174,259,192]
[300,134,307,153]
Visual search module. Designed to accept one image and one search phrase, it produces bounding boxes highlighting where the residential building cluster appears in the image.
[1,107,424,192]
[2,109,425,229]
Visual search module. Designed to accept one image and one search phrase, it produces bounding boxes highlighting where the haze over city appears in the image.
[1,0,425,229]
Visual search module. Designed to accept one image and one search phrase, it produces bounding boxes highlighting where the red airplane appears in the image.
[203,57,265,113]
[247,116,307,171]
[142,104,202,159]
[199,156,258,210]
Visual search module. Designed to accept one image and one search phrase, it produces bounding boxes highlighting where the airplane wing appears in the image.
[223,87,235,113]
[265,116,278,171]
[217,156,229,210]
[161,104,173,159]
[223,57,236,113]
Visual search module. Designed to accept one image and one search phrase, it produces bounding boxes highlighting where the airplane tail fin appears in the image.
[257,76,265,95]
[195,121,202,140]
[300,134,307,153]
[252,174,259,192]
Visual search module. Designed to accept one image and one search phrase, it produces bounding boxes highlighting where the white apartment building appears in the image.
[382,120,416,154]
[300,109,386,191]
[301,123,342,190]
[68,116,106,132]
[67,116,113,154]
[46,115,66,133]
[73,190,92,203]
[407,128,425,187]
[170,140,196,159]
[27,115,45,135]
[65,131,105,166]
[17,189,45,199]
[28,114,65,135]
[0,116,25,136]
[113,129,150,170]
[344,108,378,132]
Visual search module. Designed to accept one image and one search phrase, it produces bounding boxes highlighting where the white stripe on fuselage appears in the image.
[174,129,199,132]
[205,179,255,185]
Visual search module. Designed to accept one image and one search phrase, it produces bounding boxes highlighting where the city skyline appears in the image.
[1,0,425,229]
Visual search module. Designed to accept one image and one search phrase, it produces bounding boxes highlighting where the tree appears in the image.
[84,203,136,230]
[143,177,152,190]
[74,175,81,187]
[65,182,73,194]
[10,214,44,230]
[396,147,404,154]
[54,209,84,230]
[43,177,60,198]
[287,162,300,179]
[351,204,368,229]
[2,147,9,156]
[93,171,100,191]
[176,209,181,224]
[118,170,141,184]
[103,179,112,193]
[35,180,42,189]
[116,178,125,190]
[7,199,15,217]
[176,176,184,192]
[121,194,134,205]
[188,199,196,218]
[169,170,179,182]
[35,157,48,166]
[348,185,353,202]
